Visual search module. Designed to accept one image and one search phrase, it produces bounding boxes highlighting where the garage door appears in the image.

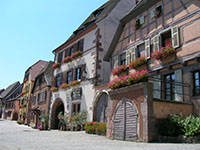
[113,100,138,141]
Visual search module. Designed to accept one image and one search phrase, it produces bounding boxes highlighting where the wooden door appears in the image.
[113,100,138,141]
[96,93,108,123]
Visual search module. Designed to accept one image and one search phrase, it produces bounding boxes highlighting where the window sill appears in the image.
[153,98,191,105]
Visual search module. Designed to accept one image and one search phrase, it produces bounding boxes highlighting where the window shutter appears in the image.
[145,39,150,58]
[60,73,63,85]
[131,47,136,61]
[175,69,183,102]
[153,35,160,51]
[66,48,70,57]
[79,39,84,52]
[126,50,131,65]
[74,43,78,52]
[71,69,74,82]
[171,26,179,48]
[153,75,161,99]
[113,56,118,68]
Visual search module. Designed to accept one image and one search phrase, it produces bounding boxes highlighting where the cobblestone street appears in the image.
[0,119,200,150]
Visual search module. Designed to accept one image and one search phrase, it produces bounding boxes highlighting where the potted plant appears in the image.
[50,87,58,92]
[111,65,129,76]
[71,110,87,131]
[52,62,60,69]
[62,56,72,63]
[129,57,147,70]
[71,51,83,59]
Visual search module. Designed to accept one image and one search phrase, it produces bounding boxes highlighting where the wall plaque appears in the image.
[71,87,82,101]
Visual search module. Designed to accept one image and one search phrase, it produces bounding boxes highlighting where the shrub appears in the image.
[156,114,200,137]
[111,65,129,75]
[71,110,87,130]
[39,113,49,130]
[58,112,70,130]
[179,115,200,137]
[129,57,147,69]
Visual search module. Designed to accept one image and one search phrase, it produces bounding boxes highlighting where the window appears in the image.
[44,91,47,101]
[161,30,172,47]
[151,5,162,18]
[165,74,175,100]
[56,75,61,87]
[69,47,74,56]
[38,76,43,85]
[77,39,84,52]
[7,111,12,117]
[194,71,200,95]
[57,51,64,63]
[67,71,72,84]
[37,93,41,103]
[75,68,82,81]
[137,43,145,58]
[72,103,81,113]
[120,53,126,65]
[32,96,36,105]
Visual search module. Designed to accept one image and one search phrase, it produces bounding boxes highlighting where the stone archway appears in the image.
[12,112,18,121]
[51,99,65,129]
[93,92,108,123]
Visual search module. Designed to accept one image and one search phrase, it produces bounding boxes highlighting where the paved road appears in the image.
[0,119,200,150]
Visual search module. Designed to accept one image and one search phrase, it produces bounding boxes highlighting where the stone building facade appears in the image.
[30,61,53,128]
[49,0,137,129]
[104,0,200,142]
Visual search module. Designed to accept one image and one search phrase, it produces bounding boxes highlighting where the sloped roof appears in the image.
[53,0,120,53]
[104,0,159,61]
[0,89,4,95]
[24,60,48,81]
[0,81,20,99]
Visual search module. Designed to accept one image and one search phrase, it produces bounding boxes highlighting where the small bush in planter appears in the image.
[129,57,147,69]
[111,65,129,76]
[52,62,60,69]
[50,87,58,92]
[71,110,87,131]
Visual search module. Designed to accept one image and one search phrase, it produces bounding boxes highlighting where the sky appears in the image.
[0,0,108,89]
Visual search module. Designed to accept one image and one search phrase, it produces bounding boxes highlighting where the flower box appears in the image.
[129,57,147,69]
[52,62,60,69]
[108,70,149,90]
[69,80,81,86]
[50,87,58,92]
[111,65,129,76]
[60,83,69,89]
[62,56,72,63]
[71,51,83,59]
[151,46,176,60]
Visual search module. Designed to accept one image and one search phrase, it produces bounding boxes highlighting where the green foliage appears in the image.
[84,122,106,135]
[71,110,87,127]
[156,114,200,137]
[179,115,200,137]
[156,114,182,136]
[39,113,49,130]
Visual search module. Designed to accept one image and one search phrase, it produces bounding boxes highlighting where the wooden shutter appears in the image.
[171,26,179,48]
[57,51,63,63]
[78,39,84,52]
[74,43,78,52]
[60,73,63,85]
[145,39,150,58]
[113,56,118,68]
[153,75,161,99]
[130,47,136,61]
[126,50,131,65]
[65,48,70,57]
[175,69,183,102]
[71,69,74,82]
[153,35,160,51]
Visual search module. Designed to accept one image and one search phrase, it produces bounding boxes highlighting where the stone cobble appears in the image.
[0,119,200,150]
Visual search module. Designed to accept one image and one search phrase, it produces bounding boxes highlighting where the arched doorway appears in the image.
[113,99,138,141]
[12,112,18,121]
[51,99,64,129]
[94,93,108,123]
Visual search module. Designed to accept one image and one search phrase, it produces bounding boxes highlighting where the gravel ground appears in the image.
[0,119,200,150]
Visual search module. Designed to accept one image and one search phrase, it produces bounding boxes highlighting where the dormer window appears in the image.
[93,9,103,17]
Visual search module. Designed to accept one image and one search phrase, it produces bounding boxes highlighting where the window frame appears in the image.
[67,71,72,84]
[193,71,200,96]
[119,53,126,65]
[72,102,81,114]
[164,73,175,101]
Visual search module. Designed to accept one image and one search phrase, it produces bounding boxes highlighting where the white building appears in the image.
[49,0,137,129]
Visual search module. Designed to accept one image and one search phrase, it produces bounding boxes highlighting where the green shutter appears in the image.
[126,50,131,65]
[171,26,179,48]
[131,47,136,61]
[113,56,118,68]
[175,69,183,102]
[153,35,160,51]
[145,39,150,58]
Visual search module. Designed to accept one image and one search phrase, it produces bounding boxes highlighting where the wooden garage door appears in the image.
[113,100,138,141]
